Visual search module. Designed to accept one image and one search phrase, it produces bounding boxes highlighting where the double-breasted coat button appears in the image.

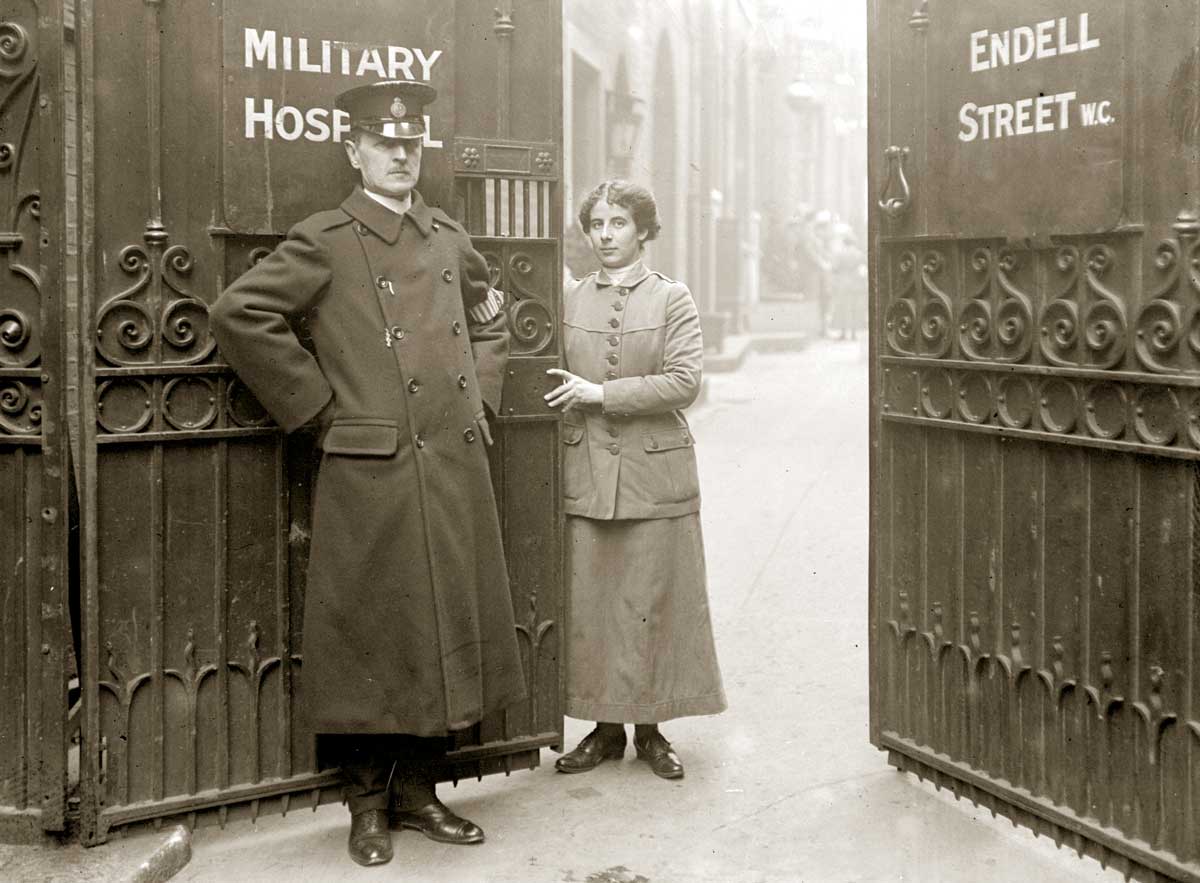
[612,301,624,312]
[464,428,476,443]
[617,287,629,296]
[414,434,425,448]
[391,326,405,340]
[607,353,619,366]
[408,379,420,393]
[376,275,388,289]
[432,221,441,231]
[458,374,468,389]
[607,426,619,437]
[649,439,660,450]
[605,370,618,380]
[452,320,462,335]
[607,443,619,455]
[355,222,369,235]
[442,268,454,283]
[607,335,619,346]
[608,318,620,328]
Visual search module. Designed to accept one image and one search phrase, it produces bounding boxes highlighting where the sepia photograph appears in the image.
[0,1,1196,881]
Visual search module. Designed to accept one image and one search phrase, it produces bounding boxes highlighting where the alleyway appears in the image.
[171,340,1120,883]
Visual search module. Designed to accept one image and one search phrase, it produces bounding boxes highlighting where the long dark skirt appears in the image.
[565,513,727,724]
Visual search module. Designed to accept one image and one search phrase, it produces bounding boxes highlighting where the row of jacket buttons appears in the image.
[387,321,463,342]
[406,374,469,393]
[414,427,478,447]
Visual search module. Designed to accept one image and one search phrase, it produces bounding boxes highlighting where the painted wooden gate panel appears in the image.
[73,0,562,843]
[869,3,1200,880]
[0,0,69,842]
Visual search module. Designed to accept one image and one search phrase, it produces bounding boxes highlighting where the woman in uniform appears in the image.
[544,180,726,779]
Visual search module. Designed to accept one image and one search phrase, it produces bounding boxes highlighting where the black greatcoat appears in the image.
[211,187,526,735]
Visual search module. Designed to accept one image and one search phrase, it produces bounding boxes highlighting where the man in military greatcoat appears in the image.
[210,80,526,867]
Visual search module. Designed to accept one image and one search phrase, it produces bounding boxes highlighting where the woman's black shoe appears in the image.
[555,725,626,773]
[633,729,684,779]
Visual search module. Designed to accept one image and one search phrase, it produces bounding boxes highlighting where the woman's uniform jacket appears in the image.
[210,187,526,736]
[562,262,703,520]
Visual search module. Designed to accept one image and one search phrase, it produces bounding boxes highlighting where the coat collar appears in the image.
[594,260,651,288]
[341,186,433,244]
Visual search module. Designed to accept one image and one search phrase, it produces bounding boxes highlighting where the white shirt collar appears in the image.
[363,188,412,216]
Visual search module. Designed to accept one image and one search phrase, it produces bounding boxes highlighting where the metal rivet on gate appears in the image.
[442,268,454,282]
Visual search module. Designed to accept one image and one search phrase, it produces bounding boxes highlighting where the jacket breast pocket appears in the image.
[562,420,590,500]
[643,427,699,503]
[322,418,399,456]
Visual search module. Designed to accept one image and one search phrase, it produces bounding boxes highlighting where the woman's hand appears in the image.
[544,368,604,412]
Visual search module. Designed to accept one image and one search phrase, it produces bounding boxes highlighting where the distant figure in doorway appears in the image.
[830,223,866,341]
[544,180,727,781]
[800,209,834,336]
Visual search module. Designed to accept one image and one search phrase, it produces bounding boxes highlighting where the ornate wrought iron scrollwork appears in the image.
[482,248,554,356]
[884,251,918,355]
[0,378,39,434]
[1135,222,1200,374]
[96,240,213,366]
[1041,244,1127,369]
[959,246,1033,363]
[917,251,952,358]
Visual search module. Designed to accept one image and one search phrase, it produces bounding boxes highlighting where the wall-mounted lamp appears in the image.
[606,88,644,177]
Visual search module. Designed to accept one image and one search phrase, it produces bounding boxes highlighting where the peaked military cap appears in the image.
[336,79,436,139]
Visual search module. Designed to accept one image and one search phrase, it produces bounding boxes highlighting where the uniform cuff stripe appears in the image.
[468,287,505,324]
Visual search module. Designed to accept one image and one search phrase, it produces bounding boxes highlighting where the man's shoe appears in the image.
[391,799,485,844]
[633,730,684,779]
[555,725,626,773]
[348,809,393,866]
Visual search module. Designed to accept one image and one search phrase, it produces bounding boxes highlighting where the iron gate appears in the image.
[0,0,69,843]
[64,0,563,844]
[870,2,1200,880]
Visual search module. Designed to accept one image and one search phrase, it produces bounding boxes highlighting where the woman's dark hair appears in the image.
[576,180,662,243]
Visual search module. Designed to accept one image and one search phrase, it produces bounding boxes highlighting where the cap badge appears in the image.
[390,98,407,119]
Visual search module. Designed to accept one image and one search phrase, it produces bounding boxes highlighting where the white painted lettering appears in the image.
[970,29,989,71]
[341,46,351,76]
[1014,97,1033,135]
[282,36,292,71]
[1080,13,1100,50]
[275,105,305,141]
[1035,19,1056,59]
[994,102,1015,139]
[1098,100,1113,124]
[298,38,322,73]
[244,28,276,70]
[989,32,1010,70]
[387,46,415,79]
[959,102,980,142]
[415,48,443,81]
[322,39,332,73]
[1012,26,1035,64]
[1057,17,1078,54]
[1056,91,1076,128]
[245,97,274,138]
[1034,93,1055,133]
[333,110,352,143]
[422,114,443,148]
[977,103,995,140]
[356,48,387,78]
[304,107,331,142]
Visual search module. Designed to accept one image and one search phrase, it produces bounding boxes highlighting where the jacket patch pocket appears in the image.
[563,422,585,445]
[322,419,399,456]
[642,427,693,453]
[643,427,699,503]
